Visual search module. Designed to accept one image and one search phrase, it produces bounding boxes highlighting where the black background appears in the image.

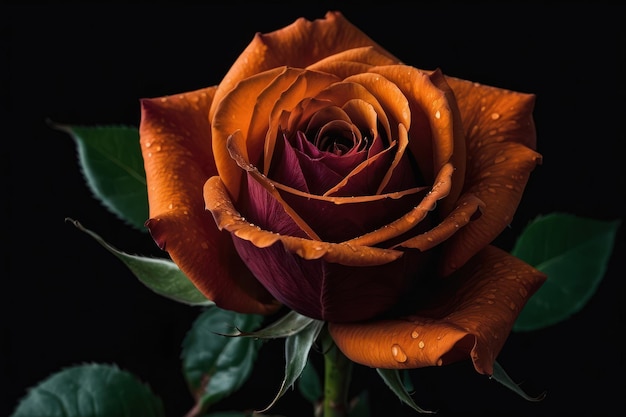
[3,2,625,417]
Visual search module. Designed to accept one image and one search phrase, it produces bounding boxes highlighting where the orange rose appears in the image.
[139,11,545,375]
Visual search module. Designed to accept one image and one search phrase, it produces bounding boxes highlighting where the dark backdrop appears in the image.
[4,3,625,416]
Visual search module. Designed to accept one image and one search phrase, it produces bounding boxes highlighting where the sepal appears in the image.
[68,218,212,306]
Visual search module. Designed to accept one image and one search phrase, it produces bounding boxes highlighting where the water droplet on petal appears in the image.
[491,113,501,120]
[435,110,441,119]
[411,330,419,339]
[391,344,408,363]
[418,341,425,349]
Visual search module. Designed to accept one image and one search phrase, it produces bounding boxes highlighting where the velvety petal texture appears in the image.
[140,88,279,315]
[139,10,545,373]
[328,245,546,374]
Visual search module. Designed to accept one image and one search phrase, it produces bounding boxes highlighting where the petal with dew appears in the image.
[328,245,546,374]
[445,76,537,150]
[396,193,485,251]
[140,88,279,315]
[440,142,542,276]
[369,65,458,187]
[346,163,454,248]
[204,175,403,266]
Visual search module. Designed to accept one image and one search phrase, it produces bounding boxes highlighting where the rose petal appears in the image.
[260,69,339,175]
[204,175,403,266]
[369,65,460,188]
[307,46,400,78]
[346,163,454,248]
[140,87,279,315]
[445,76,538,150]
[212,67,285,201]
[314,81,392,142]
[210,11,399,121]
[440,142,542,276]
[396,193,485,251]
[328,245,546,374]
[427,69,467,216]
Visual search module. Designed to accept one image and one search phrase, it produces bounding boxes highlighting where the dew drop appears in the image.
[418,341,425,349]
[435,110,441,119]
[491,113,501,120]
[411,330,419,339]
[391,344,408,363]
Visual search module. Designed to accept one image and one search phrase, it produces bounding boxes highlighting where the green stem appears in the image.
[321,327,353,417]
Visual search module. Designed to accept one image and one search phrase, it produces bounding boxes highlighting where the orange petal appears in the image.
[427,69,467,216]
[140,87,280,315]
[262,70,339,175]
[210,11,399,121]
[396,193,485,251]
[314,81,392,143]
[204,175,404,266]
[211,67,285,201]
[328,245,546,375]
[369,66,460,189]
[345,71,411,127]
[346,163,454,248]
[306,46,400,78]
[440,142,542,276]
[445,75,537,150]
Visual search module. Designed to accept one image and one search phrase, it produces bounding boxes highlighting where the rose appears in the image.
[139,11,546,375]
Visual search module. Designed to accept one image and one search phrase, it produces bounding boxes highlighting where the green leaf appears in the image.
[11,363,165,417]
[512,213,621,331]
[68,218,212,306]
[54,122,148,231]
[298,358,322,404]
[491,361,546,401]
[223,310,316,339]
[375,368,434,414]
[259,319,325,413]
[181,307,264,411]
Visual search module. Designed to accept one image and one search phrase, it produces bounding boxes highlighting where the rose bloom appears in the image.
[140,11,546,374]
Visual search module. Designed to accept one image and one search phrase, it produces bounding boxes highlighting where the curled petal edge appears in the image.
[346,162,455,248]
[204,175,404,267]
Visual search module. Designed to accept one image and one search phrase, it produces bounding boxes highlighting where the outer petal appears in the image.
[439,78,541,276]
[328,245,546,375]
[209,11,399,121]
[140,87,280,315]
